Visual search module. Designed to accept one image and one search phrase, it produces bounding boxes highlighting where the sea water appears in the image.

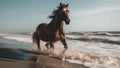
[0,33,31,49]
[0,31,120,68]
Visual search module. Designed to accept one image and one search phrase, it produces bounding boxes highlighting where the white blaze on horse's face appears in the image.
[62,7,70,25]
[63,8,67,12]
[62,7,69,12]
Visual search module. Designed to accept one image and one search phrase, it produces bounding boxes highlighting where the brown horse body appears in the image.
[33,3,70,50]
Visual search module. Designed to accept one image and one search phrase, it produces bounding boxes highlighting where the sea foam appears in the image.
[0,32,120,68]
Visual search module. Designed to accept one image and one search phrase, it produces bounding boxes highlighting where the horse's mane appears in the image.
[48,9,58,19]
[48,3,67,19]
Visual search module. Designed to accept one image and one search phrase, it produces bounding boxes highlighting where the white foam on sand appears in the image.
[32,40,120,68]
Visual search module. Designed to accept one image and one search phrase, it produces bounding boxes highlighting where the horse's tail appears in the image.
[32,31,37,43]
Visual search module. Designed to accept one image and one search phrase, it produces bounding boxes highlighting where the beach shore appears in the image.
[0,45,89,68]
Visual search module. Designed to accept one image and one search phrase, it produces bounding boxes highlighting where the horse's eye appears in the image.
[67,10,69,13]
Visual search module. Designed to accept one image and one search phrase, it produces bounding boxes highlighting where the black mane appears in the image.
[48,3,67,19]
[48,9,59,19]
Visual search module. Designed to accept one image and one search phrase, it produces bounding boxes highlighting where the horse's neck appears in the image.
[56,19,64,29]
[48,18,64,31]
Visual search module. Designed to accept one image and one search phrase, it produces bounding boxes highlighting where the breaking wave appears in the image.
[0,33,32,43]
[66,35,120,45]
[66,31,120,45]
[67,32,120,36]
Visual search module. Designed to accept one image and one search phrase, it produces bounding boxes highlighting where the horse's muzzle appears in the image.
[66,19,70,25]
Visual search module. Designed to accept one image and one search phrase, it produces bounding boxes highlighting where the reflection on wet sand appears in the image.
[0,46,89,68]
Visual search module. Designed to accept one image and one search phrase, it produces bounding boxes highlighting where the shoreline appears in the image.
[0,45,89,68]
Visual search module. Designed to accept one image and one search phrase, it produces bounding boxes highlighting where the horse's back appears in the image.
[36,23,47,30]
[36,23,51,41]
[36,23,48,35]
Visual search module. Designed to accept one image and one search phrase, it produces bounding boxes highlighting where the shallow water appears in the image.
[0,36,31,49]
[0,32,120,68]
[0,48,29,60]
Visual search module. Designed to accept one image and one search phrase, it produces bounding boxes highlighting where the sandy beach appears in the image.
[0,44,89,68]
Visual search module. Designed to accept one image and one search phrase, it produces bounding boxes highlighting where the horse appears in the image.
[32,2,70,50]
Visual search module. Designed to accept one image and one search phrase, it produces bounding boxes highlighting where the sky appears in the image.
[0,0,120,33]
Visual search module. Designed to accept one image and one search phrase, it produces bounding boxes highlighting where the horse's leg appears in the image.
[50,42,54,49]
[45,42,50,49]
[60,39,68,49]
[37,38,41,49]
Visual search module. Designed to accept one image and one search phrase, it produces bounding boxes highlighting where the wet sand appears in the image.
[0,45,89,68]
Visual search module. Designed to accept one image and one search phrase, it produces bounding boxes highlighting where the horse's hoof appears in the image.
[64,46,68,49]
[62,56,65,61]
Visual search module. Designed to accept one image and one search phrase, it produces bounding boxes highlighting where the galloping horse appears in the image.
[32,2,70,50]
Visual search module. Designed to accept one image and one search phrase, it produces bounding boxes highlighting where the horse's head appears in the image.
[59,2,70,25]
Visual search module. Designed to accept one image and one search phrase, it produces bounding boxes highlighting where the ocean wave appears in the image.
[0,33,120,45]
[0,33,32,43]
[1,33,120,45]
[66,35,120,45]
[105,32,120,36]
[96,32,120,36]
[67,32,120,36]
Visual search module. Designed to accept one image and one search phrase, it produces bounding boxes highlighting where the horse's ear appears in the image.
[66,3,69,7]
[60,2,62,6]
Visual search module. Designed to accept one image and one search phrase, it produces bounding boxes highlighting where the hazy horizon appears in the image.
[0,0,120,33]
